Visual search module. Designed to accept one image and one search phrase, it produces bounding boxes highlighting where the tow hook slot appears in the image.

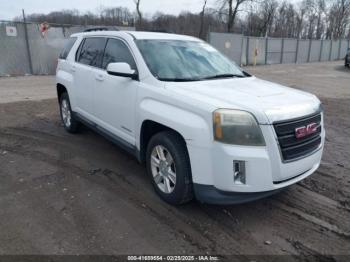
[233,161,246,185]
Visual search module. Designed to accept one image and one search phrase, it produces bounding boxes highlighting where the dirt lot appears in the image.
[0,61,349,259]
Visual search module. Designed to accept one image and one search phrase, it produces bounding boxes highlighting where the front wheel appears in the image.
[146,131,193,205]
[59,93,80,133]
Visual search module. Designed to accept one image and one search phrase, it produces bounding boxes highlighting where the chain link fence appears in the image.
[1,24,349,76]
[0,21,135,76]
[209,32,350,66]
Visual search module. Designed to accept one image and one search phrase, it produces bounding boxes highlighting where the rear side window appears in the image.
[102,38,137,70]
[59,37,77,60]
[77,38,107,68]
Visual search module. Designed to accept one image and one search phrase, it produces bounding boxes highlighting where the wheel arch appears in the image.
[57,83,68,102]
[139,120,188,163]
[137,99,211,163]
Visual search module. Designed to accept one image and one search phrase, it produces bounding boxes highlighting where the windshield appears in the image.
[136,39,247,81]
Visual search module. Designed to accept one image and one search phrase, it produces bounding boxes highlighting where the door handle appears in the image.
[95,74,104,82]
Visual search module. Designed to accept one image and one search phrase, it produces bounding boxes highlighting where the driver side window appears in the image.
[102,38,137,70]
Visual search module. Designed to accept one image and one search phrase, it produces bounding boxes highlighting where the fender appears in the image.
[137,98,212,149]
[56,69,76,109]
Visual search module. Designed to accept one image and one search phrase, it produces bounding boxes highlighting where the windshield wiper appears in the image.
[201,73,245,80]
[157,74,245,82]
[157,77,201,82]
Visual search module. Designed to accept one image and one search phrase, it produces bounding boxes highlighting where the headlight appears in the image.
[213,109,265,146]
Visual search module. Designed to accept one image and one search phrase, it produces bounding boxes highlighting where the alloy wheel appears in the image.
[61,99,71,128]
[150,145,177,194]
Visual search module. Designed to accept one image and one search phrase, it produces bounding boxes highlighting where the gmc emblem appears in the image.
[295,123,318,139]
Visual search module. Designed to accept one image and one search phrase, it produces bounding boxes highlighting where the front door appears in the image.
[92,38,139,146]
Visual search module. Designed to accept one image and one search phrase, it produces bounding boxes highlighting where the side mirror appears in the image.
[107,62,138,80]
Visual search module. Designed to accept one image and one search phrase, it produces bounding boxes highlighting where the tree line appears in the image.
[18,0,350,40]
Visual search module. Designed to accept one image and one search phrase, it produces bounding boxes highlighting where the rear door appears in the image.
[56,36,77,98]
[73,37,106,118]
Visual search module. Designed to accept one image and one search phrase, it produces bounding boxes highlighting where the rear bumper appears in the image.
[194,184,283,205]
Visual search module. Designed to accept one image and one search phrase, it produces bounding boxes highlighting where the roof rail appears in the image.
[146,29,173,33]
[84,27,118,32]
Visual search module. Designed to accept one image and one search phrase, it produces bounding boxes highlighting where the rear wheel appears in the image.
[59,93,80,133]
[146,131,193,205]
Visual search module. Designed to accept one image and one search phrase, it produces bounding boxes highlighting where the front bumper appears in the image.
[194,184,283,205]
[187,123,325,204]
[193,162,319,205]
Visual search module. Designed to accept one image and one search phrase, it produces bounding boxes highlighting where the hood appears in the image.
[165,77,321,124]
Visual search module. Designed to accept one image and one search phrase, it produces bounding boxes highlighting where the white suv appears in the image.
[56,30,325,205]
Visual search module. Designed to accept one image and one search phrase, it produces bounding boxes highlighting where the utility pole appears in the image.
[22,9,33,75]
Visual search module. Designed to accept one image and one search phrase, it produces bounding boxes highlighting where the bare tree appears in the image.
[327,0,350,39]
[134,0,142,28]
[219,0,252,32]
[260,0,278,36]
[299,0,326,39]
[302,0,317,39]
[273,1,297,38]
[199,0,208,38]
[14,0,350,40]
[315,0,326,39]
[294,1,307,38]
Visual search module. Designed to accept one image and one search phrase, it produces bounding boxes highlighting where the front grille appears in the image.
[273,113,322,162]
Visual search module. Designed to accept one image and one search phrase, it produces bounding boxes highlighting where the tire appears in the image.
[59,92,80,133]
[146,131,193,205]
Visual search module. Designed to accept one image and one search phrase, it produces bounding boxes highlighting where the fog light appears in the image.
[233,161,246,185]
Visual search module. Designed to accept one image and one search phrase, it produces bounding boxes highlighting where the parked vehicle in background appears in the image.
[56,30,325,205]
[345,48,350,68]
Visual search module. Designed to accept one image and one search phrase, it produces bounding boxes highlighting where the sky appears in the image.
[0,0,216,21]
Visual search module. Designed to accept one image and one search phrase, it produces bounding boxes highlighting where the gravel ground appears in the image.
[0,61,349,259]
[0,76,55,104]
